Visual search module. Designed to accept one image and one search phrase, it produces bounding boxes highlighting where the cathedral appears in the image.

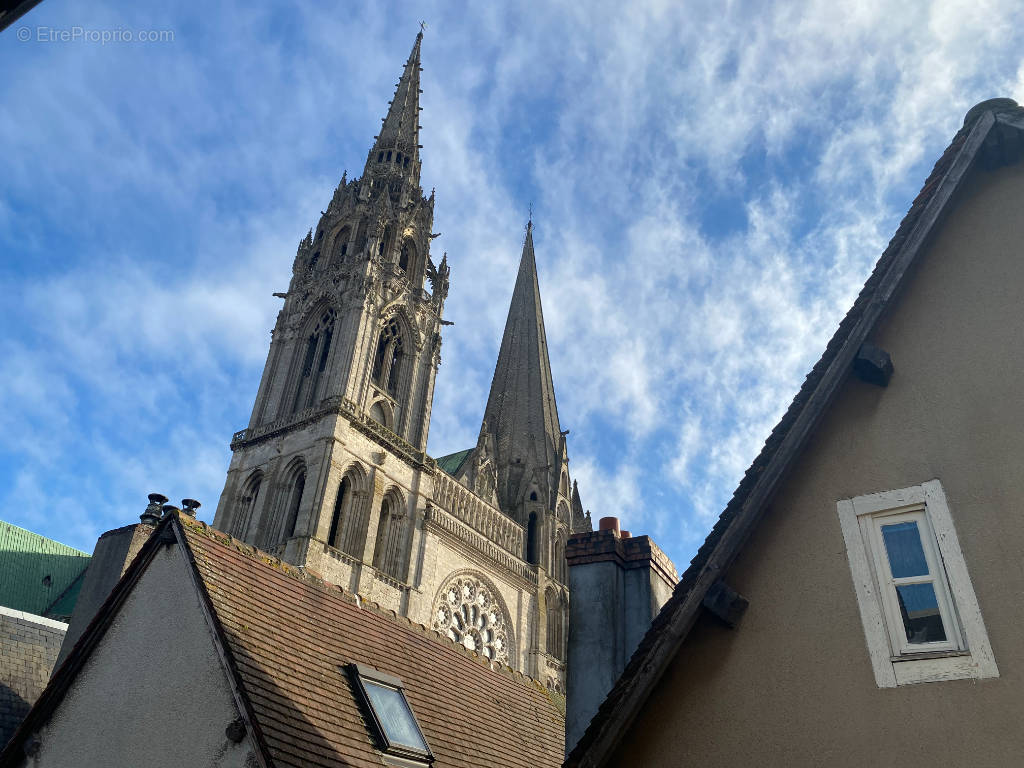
[210,31,590,690]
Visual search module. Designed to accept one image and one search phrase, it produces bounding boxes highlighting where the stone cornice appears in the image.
[566,530,678,590]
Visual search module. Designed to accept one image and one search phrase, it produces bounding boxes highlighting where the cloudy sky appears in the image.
[1,1,1022,569]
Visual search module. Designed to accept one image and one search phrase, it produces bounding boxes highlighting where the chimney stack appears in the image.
[564,520,678,754]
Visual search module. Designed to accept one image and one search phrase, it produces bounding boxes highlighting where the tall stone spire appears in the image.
[480,221,564,513]
[364,31,424,184]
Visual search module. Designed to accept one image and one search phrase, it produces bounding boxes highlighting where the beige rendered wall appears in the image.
[20,545,256,768]
[613,161,1024,768]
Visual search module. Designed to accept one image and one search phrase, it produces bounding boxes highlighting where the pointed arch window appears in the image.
[379,224,394,259]
[355,219,369,252]
[373,492,407,580]
[326,466,371,558]
[527,512,539,565]
[281,470,305,541]
[398,239,416,274]
[371,318,405,400]
[291,309,336,414]
[328,476,349,548]
[546,588,565,660]
[334,226,351,263]
[553,530,567,585]
[233,471,263,540]
[259,460,306,550]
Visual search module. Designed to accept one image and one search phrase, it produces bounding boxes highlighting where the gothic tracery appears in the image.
[432,574,511,665]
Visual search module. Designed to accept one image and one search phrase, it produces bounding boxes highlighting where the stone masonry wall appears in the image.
[0,607,66,748]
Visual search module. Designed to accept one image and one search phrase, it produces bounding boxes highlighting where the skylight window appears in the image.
[348,663,433,764]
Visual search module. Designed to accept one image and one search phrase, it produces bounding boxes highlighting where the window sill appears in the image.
[890,649,970,663]
[890,650,990,687]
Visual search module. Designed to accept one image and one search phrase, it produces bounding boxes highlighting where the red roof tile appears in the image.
[179,517,565,768]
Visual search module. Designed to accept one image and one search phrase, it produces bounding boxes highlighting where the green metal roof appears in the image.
[435,448,472,476]
[0,520,90,620]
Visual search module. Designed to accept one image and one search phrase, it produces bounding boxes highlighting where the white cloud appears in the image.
[0,0,1021,567]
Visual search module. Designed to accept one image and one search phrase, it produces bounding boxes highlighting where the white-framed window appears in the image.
[837,480,998,688]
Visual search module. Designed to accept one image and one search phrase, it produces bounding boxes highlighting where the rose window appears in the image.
[432,576,510,665]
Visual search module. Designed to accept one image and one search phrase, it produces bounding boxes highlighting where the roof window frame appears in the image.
[347,663,434,765]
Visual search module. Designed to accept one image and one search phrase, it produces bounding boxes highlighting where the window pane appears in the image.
[895,583,947,643]
[881,521,929,578]
[363,680,428,752]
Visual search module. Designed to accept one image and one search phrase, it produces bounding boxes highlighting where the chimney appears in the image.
[565,517,678,754]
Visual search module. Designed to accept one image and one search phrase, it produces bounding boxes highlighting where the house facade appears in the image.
[566,98,1024,766]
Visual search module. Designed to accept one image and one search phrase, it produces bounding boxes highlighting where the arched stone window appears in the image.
[372,490,407,580]
[281,470,305,541]
[328,476,349,548]
[260,459,306,549]
[398,238,416,274]
[233,471,263,540]
[333,226,351,263]
[290,309,336,414]
[553,529,567,585]
[371,318,406,399]
[355,218,369,252]
[432,572,513,665]
[527,512,539,564]
[546,588,564,660]
[327,464,371,558]
[378,224,394,259]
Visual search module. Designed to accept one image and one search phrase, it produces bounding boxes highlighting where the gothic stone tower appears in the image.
[212,32,590,689]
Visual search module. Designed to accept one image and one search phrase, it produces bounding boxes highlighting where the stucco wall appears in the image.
[0,609,66,748]
[613,161,1024,766]
[21,545,256,767]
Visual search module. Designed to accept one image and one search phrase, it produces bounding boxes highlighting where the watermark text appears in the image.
[17,26,175,44]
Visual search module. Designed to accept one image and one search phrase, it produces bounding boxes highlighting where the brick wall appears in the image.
[0,607,66,747]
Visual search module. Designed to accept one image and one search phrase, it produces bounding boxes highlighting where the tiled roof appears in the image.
[434,448,472,476]
[181,517,565,767]
[0,520,89,618]
[565,99,1024,767]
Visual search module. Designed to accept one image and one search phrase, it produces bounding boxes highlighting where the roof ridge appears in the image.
[178,516,553,690]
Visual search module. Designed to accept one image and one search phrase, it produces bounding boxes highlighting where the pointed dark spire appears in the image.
[480,221,564,512]
[571,480,591,532]
[364,31,424,182]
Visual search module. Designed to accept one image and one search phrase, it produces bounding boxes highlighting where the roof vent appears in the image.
[141,493,168,526]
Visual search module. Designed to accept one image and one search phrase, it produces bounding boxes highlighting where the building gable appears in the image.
[566,98,1024,767]
[0,531,256,767]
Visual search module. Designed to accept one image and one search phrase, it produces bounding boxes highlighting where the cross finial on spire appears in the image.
[420,20,427,34]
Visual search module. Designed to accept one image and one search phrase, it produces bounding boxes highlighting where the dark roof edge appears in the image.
[170,518,275,768]
[566,101,1016,768]
[0,519,172,767]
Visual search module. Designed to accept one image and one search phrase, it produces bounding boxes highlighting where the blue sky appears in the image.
[1,0,1022,571]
